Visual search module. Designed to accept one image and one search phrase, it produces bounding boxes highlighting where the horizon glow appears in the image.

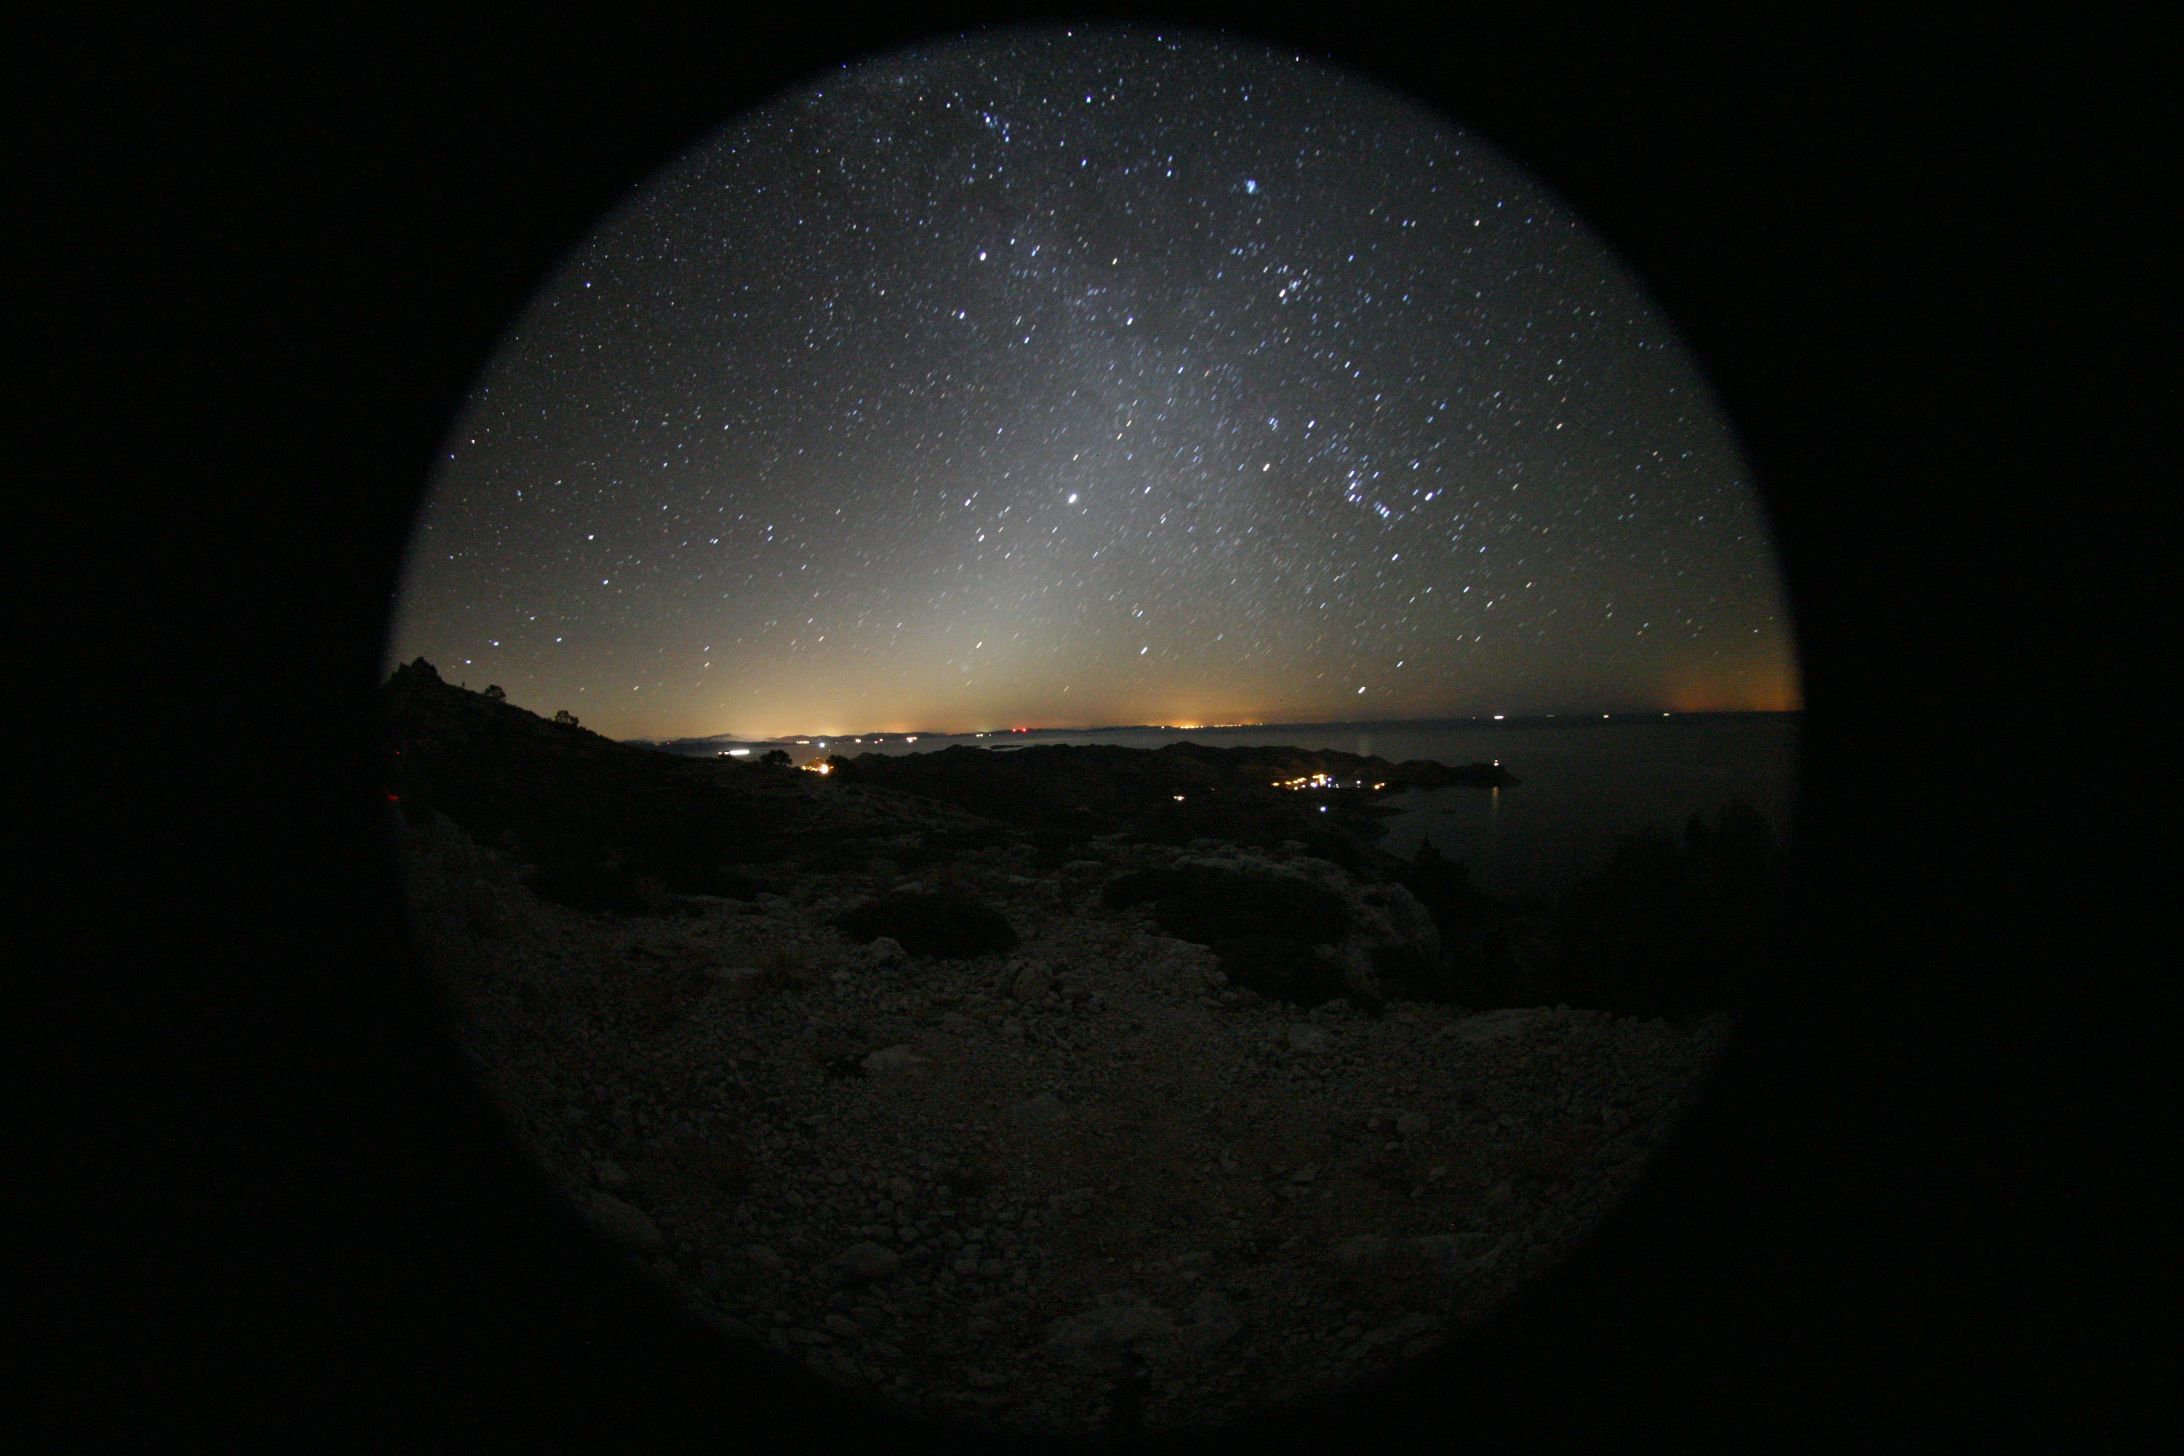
[387,28,1800,741]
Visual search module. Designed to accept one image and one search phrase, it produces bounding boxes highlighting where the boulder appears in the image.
[1322,943,1386,1008]
[578,1192,665,1256]
[860,1044,926,1077]
[1008,962,1053,1001]
[1348,880,1443,975]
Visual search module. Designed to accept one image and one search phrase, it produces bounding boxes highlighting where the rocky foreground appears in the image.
[399,800,1733,1438]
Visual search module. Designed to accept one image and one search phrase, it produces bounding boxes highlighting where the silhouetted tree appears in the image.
[552,709,579,727]
[760,748,791,767]
[1551,799,1783,1013]
[482,684,506,701]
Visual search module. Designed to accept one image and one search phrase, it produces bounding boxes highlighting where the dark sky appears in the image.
[388,27,1798,740]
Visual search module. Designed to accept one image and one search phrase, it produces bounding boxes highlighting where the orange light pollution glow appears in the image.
[388,31,1805,746]
[1663,654,1805,715]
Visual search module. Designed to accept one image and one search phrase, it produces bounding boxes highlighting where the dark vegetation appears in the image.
[1395,838,1536,1006]
[384,659,787,915]
[385,660,1785,1013]
[1544,798,1785,1015]
[1386,801,1785,1016]
[1102,863,1350,945]
[835,890,1019,958]
[1102,862,1357,1006]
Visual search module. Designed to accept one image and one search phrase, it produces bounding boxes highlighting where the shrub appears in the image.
[1216,935,1338,1004]
[1400,838,1470,918]
[623,803,776,896]
[522,861,657,916]
[1368,941,1448,1004]
[1296,829,1372,874]
[836,890,1019,957]
[1103,863,1349,947]
[1106,863,1353,1006]
[1547,799,1783,1013]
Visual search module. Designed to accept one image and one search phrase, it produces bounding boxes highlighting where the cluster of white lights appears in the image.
[1271,773,1388,792]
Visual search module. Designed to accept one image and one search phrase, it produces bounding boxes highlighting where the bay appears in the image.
[780,714,1801,898]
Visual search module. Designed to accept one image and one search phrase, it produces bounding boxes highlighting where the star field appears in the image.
[388,28,1799,740]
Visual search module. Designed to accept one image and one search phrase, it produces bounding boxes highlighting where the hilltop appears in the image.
[388,658,1734,1436]
[382,659,1508,914]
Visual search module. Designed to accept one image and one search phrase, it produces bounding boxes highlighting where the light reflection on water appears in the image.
[1370,719,1799,896]
[761,717,1798,898]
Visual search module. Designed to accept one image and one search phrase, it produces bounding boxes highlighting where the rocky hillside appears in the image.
[389,667,1735,1438]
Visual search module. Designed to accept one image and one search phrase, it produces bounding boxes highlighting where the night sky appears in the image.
[388,27,1799,741]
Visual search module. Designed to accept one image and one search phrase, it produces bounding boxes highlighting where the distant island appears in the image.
[384,657,1781,1010]
[628,709,1797,759]
[381,658,1514,887]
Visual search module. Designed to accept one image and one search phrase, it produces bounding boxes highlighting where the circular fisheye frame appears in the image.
[385,25,1798,1439]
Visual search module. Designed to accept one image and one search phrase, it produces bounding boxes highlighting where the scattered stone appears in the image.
[1284,1024,1332,1054]
[1047,1187,1095,1217]
[403,766,1738,1438]
[1009,1091,1066,1124]
[828,1242,900,1282]
[1042,1302,1175,1370]
[1176,1291,1243,1358]
[1448,1007,1552,1045]
[1406,1234,1470,1278]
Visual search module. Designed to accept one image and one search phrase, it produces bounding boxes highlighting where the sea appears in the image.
[719,714,1802,899]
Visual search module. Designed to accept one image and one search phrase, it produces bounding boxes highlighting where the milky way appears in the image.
[387,27,1798,740]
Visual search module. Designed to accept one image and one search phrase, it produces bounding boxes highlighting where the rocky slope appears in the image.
[398,800,1732,1438]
